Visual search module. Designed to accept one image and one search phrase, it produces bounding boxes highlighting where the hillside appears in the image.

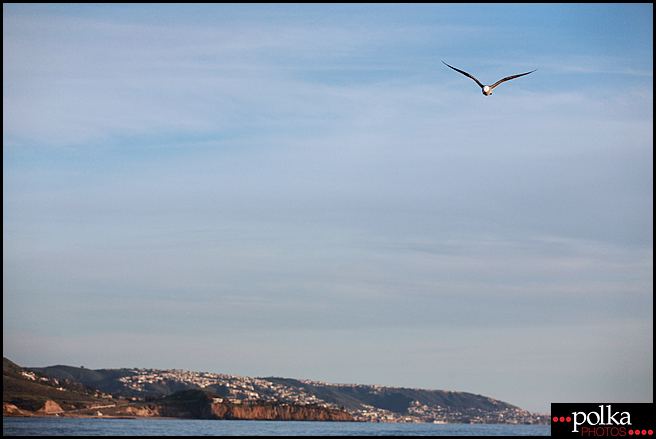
[30,362,549,423]
[27,364,141,397]
[3,358,114,415]
[4,358,352,421]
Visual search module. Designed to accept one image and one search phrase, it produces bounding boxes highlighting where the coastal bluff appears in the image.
[210,400,354,421]
[156,390,354,421]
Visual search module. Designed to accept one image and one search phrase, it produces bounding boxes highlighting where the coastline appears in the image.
[4,399,355,422]
[3,358,549,425]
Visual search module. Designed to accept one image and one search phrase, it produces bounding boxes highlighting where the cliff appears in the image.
[4,402,35,417]
[154,389,354,421]
[36,400,63,414]
[209,402,354,421]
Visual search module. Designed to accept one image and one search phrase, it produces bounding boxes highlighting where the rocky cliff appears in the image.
[36,400,63,414]
[4,402,35,417]
[209,402,354,421]
[154,390,352,420]
[151,389,353,421]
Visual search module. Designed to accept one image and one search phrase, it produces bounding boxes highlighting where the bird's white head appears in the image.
[482,85,491,96]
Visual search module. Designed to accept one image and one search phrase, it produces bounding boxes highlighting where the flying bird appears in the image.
[442,61,536,96]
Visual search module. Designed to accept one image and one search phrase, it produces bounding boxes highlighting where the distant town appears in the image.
[117,369,326,406]
[108,367,548,424]
[5,358,549,424]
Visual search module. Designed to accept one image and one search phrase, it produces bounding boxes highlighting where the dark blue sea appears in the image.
[4,418,550,436]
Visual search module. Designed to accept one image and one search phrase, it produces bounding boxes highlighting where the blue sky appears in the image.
[3,4,652,413]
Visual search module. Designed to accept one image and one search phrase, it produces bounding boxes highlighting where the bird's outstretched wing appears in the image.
[442,61,484,89]
[489,69,537,91]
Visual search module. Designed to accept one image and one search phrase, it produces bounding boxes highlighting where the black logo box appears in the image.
[551,403,653,436]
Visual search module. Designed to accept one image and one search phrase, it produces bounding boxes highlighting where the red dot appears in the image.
[629,430,634,435]
[636,431,641,436]
[566,417,571,422]
[553,416,558,422]
[648,430,653,435]
[642,431,648,436]
[560,417,565,422]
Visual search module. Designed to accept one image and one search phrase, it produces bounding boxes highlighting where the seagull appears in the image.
[442,61,536,96]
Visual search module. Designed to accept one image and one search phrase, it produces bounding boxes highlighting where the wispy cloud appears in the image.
[3,5,652,413]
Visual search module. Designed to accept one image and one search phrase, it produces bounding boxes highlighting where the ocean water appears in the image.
[4,418,550,436]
